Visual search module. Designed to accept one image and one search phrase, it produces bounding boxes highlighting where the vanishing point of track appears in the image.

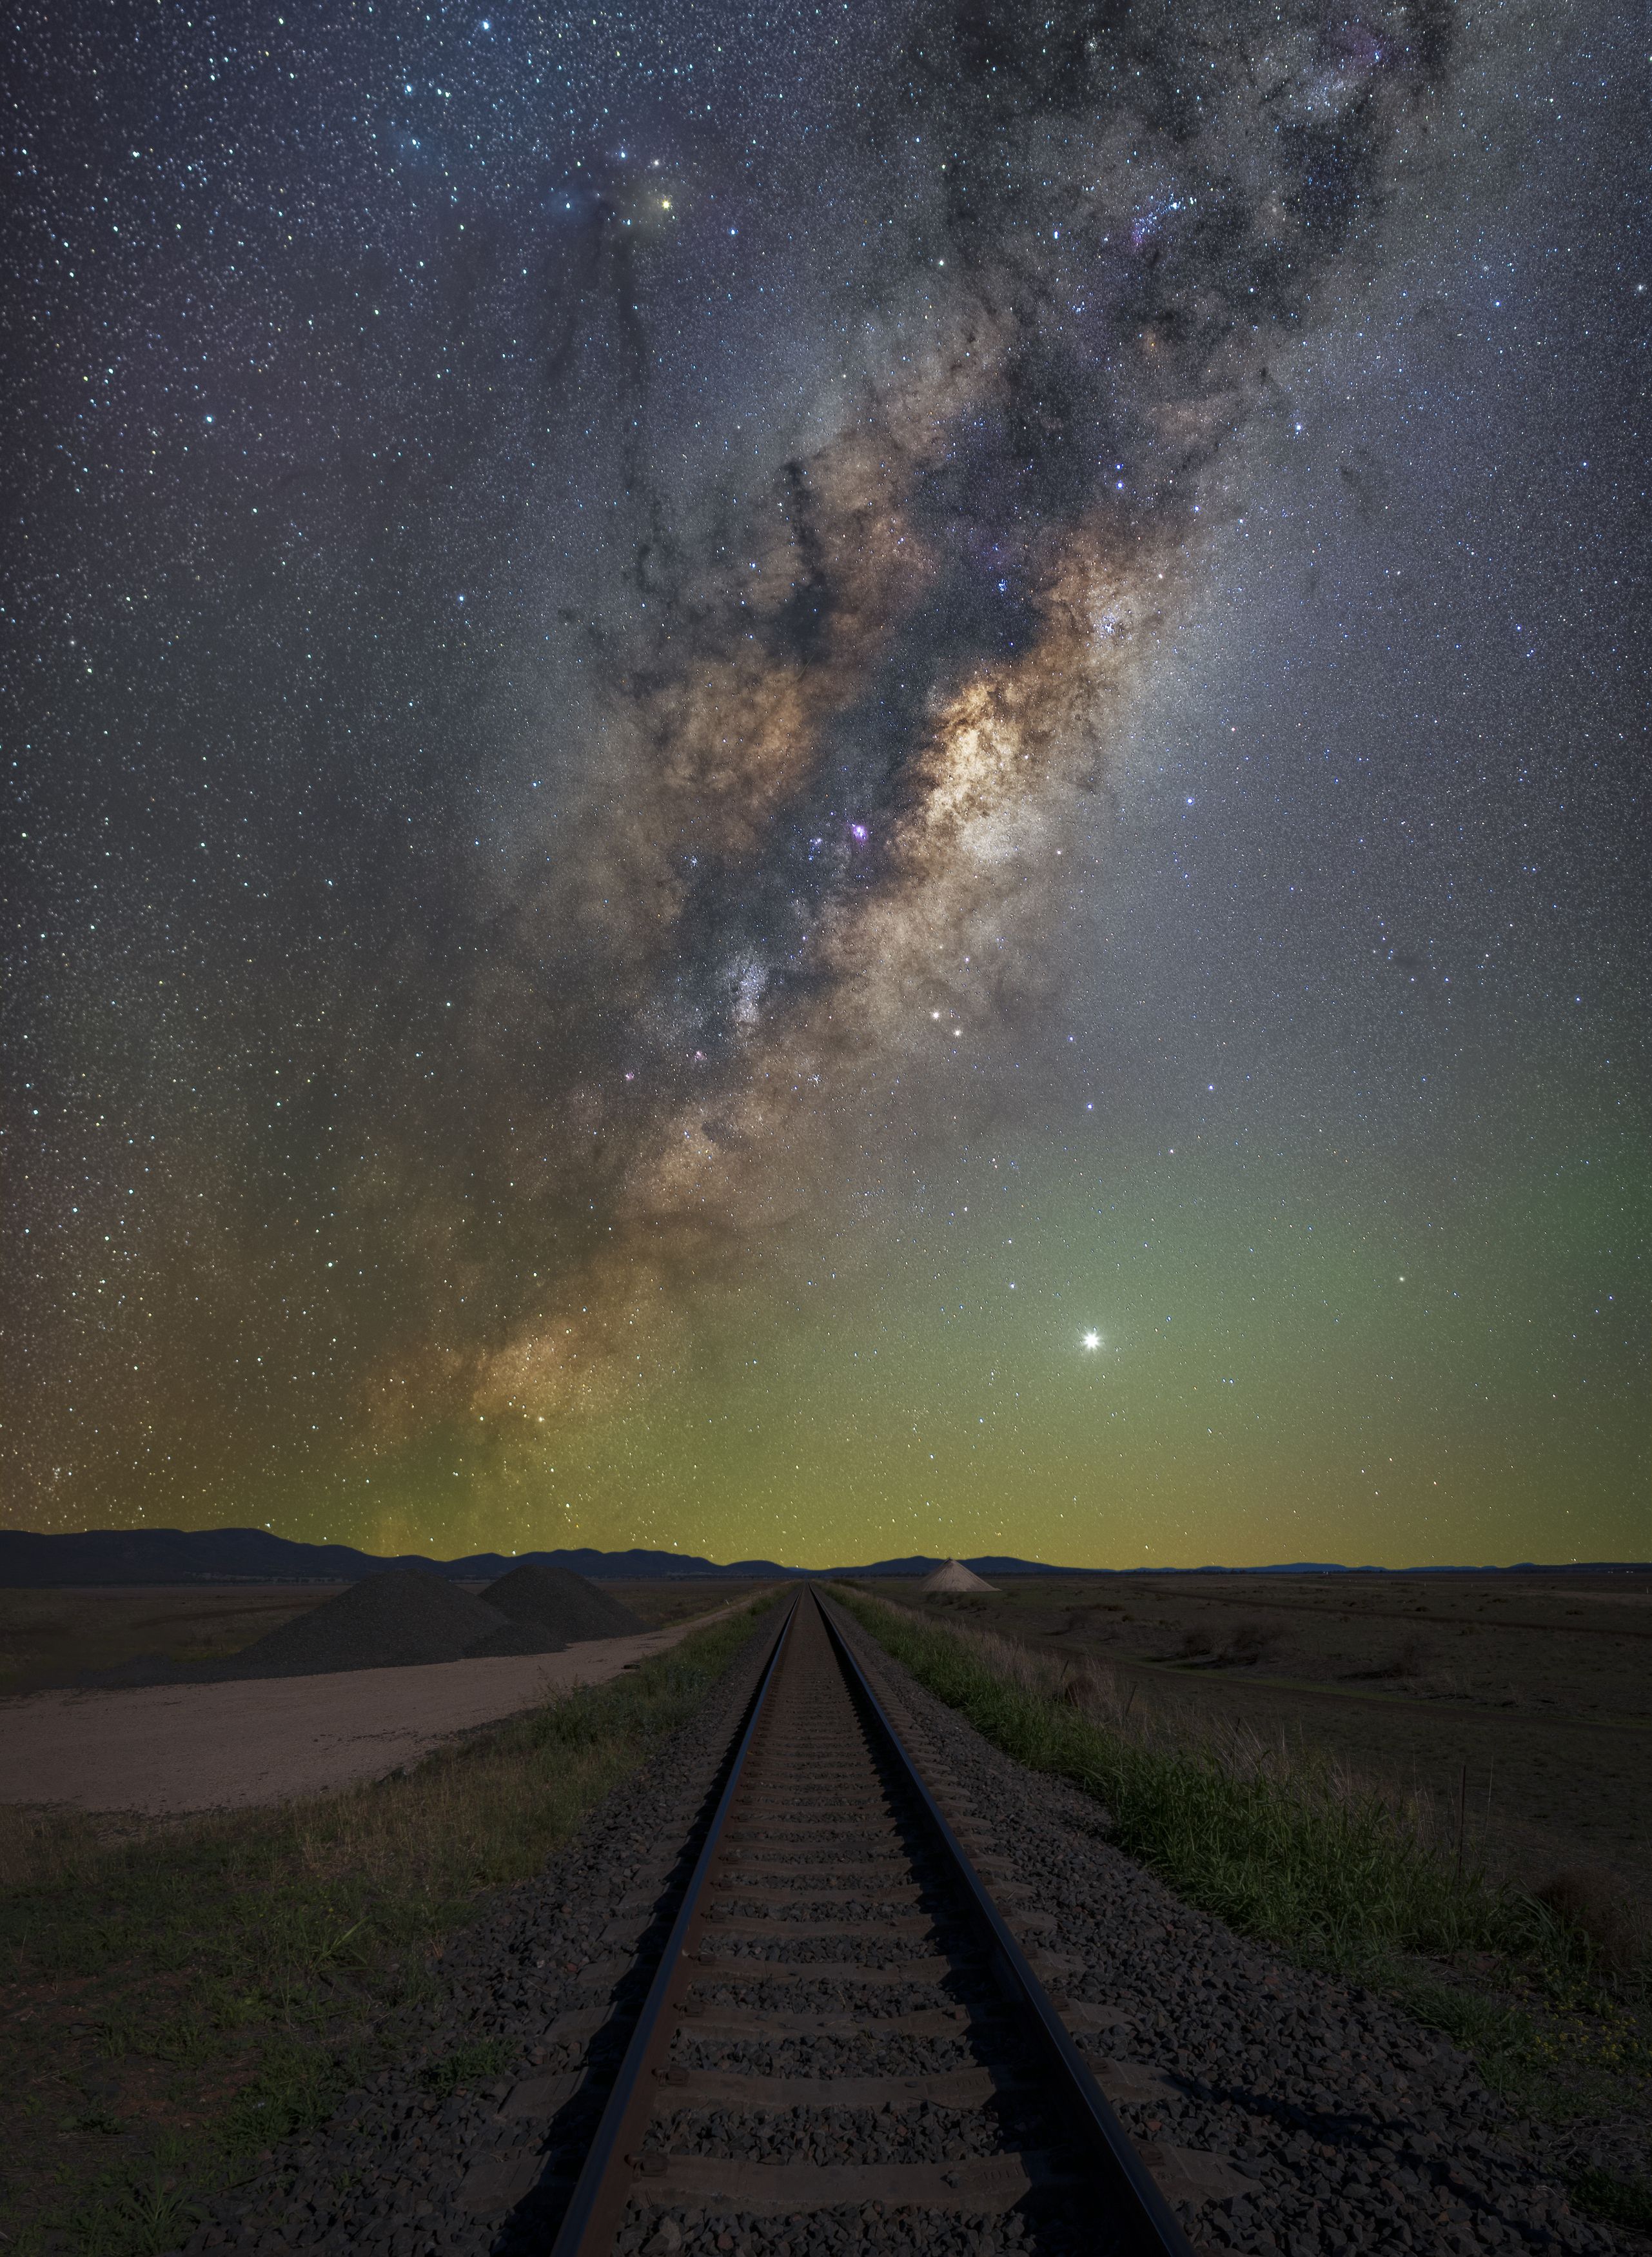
[547,1587,1195,2256]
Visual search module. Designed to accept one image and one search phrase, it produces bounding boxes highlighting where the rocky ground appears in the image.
[178,1601,1636,2257]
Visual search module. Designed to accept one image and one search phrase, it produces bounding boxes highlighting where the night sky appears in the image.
[6,0,1647,1570]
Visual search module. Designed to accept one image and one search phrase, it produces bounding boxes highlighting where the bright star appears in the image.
[1082,1332,1101,1351]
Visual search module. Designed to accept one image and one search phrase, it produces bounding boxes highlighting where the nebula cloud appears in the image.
[351,0,1455,1460]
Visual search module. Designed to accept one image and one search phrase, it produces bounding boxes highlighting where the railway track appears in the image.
[546,1586,1195,2256]
[191,1586,1622,2257]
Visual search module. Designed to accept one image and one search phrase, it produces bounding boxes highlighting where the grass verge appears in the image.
[835,1586,1651,2223]
[0,1597,774,2256]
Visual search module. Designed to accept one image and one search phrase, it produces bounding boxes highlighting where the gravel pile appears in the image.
[478,1563,644,1643]
[210,1573,559,1677]
[178,1600,1635,2257]
[83,1570,566,1687]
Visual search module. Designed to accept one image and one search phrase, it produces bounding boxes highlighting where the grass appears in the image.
[1567,2167,1652,2232]
[836,1589,1560,1962]
[836,1586,1651,2220]
[61,2162,203,2257]
[0,1596,774,2256]
[422,2036,516,2095]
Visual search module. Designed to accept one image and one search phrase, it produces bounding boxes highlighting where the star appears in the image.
[1082,1332,1101,1351]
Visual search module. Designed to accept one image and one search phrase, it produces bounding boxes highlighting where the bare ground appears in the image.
[0,1601,756,1818]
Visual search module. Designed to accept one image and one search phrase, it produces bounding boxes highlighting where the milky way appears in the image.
[394,0,1457,1430]
[7,0,1645,1562]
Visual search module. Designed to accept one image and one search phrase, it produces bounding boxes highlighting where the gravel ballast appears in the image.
[181,1597,1631,2257]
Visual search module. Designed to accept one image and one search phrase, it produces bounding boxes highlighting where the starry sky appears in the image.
[5,0,1647,1571]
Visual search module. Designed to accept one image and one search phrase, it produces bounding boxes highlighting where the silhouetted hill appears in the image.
[0,1527,1644,1588]
[0,1528,794,1587]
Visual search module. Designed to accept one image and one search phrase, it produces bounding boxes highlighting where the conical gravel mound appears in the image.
[478,1561,644,1644]
[208,1570,559,1679]
[81,1568,571,1687]
[919,1557,998,1595]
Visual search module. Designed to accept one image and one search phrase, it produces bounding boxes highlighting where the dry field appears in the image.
[0,1577,765,1697]
[860,1572,1652,1891]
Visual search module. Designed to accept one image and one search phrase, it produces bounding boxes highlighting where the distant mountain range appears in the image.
[0,1526,1644,1588]
[0,1528,789,1587]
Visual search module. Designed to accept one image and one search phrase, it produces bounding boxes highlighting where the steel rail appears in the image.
[549,1589,801,2257]
[816,1591,1195,2256]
